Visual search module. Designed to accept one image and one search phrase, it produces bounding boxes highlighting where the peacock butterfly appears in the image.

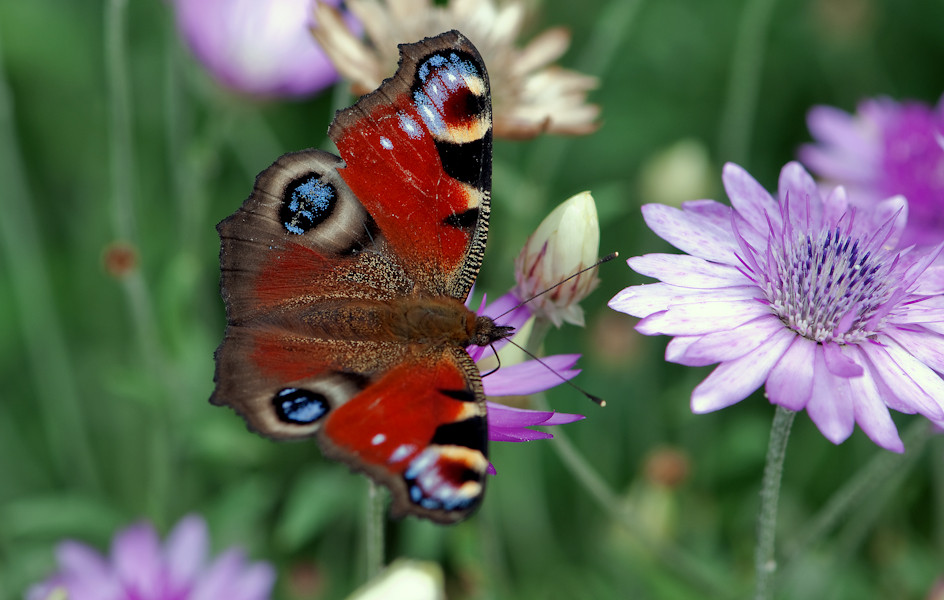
[211,31,512,523]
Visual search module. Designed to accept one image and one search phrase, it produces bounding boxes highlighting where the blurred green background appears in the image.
[1,0,944,598]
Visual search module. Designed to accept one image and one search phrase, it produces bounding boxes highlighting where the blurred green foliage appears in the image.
[1,0,943,598]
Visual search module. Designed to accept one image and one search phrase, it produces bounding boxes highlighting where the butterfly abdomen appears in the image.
[298,296,492,346]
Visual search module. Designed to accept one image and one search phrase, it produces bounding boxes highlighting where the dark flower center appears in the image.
[760,226,894,343]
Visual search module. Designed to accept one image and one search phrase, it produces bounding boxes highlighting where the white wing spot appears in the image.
[397,113,422,139]
[372,433,386,445]
[390,444,416,463]
[379,136,393,150]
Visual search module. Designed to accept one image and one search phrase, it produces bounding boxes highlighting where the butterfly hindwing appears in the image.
[320,346,488,522]
[212,31,495,523]
[213,325,488,523]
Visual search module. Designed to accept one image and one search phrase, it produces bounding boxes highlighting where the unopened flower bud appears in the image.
[514,191,600,327]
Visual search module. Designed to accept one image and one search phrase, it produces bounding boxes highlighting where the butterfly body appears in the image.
[212,31,503,523]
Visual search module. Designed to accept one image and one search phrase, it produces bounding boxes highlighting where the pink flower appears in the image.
[609,161,944,452]
[465,292,584,447]
[27,515,274,600]
[800,96,944,247]
[173,0,350,98]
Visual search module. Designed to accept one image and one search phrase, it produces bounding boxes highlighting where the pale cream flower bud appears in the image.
[639,139,715,208]
[514,191,600,327]
[350,559,444,600]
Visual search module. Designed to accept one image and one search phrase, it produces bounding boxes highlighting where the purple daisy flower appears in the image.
[608,161,944,452]
[465,292,585,448]
[173,0,352,98]
[800,96,944,247]
[27,515,275,600]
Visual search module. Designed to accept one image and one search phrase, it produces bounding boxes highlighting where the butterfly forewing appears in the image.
[329,30,492,299]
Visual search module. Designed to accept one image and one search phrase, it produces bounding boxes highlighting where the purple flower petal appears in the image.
[861,341,944,419]
[56,541,109,577]
[490,428,555,442]
[230,564,278,600]
[766,336,816,411]
[164,514,209,590]
[888,327,944,373]
[805,346,856,444]
[846,347,905,452]
[822,342,864,377]
[173,0,347,98]
[637,298,771,337]
[608,282,738,319]
[190,549,248,600]
[779,161,824,230]
[488,404,565,427]
[482,355,579,396]
[111,522,162,593]
[821,185,849,225]
[667,315,783,366]
[641,203,739,264]
[628,254,746,288]
[690,327,794,413]
[487,402,584,443]
[29,515,274,600]
[801,106,877,181]
[543,412,586,426]
[685,199,770,250]
[722,162,781,234]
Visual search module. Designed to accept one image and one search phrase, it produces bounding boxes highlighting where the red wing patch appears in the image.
[320,350,488,522]
[329,32,492,297]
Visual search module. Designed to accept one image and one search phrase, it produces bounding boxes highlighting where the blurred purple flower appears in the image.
[465,292,584,453]
[609,161,944,452]
[27,515,274,600]
[173,0,350,98]
[800,96,944,247]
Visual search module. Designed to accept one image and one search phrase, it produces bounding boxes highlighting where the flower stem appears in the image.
[535,395,735,597]
[365,480,386,580]
[718,0,779,164]
[522,0,643,210]
[105,0,135,240]
[106,0,177,522]
[0,30,101,492]
[779,419,930,586]
[754,406,796,600]
[522,316,732,596]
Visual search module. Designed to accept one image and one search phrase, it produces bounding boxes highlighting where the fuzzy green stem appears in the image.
[753,406,795,600]
[365,480,386,580]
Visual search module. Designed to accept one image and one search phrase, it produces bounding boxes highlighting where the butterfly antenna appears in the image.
[485,337,606,407]
[494,252,619,321]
